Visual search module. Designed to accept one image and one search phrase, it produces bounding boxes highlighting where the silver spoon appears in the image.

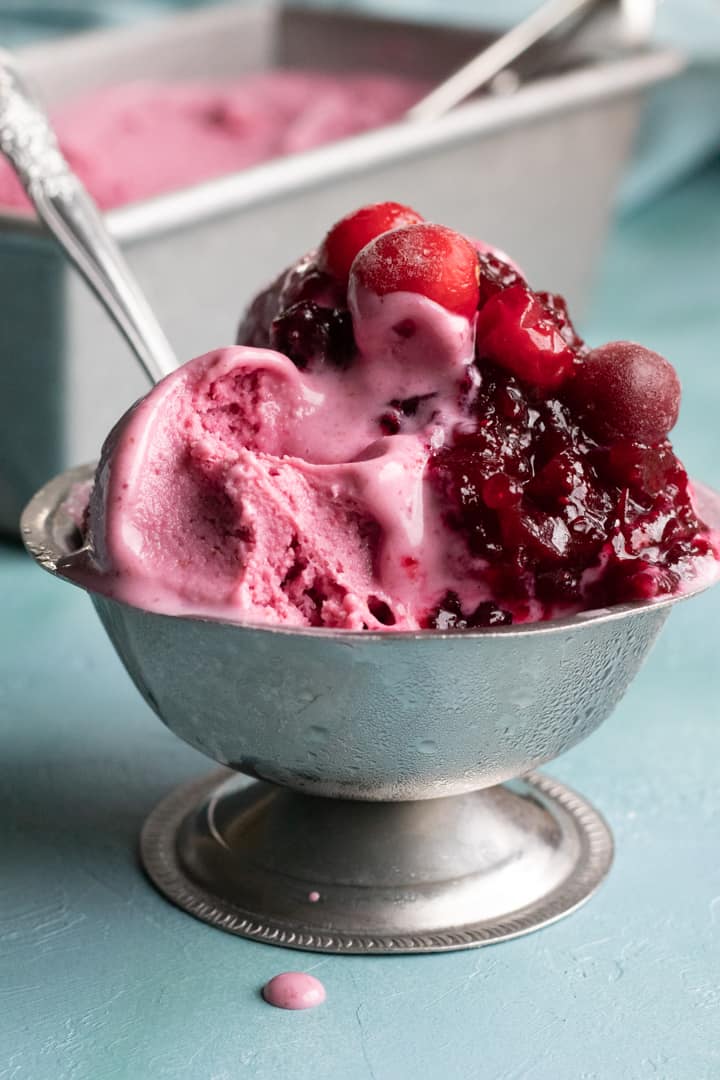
[407,0,655,123]
[0,49,176,385]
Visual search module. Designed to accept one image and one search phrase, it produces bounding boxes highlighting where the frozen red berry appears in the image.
[475,283,575,390]
[350,223,480,319]
[569,341,680,444]
[318,202,424,285]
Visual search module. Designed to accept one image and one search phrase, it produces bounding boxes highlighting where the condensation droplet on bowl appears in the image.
[417,739,437,755]
[305,725,329,746]
[495,712,517,735]
[509,687,534,709]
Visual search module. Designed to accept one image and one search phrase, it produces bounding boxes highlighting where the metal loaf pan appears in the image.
[0,2,681,533]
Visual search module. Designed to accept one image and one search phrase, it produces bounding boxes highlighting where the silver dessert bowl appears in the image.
[22,465,720,954]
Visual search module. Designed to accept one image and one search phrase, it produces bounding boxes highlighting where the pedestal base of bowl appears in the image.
[140,769,612,954]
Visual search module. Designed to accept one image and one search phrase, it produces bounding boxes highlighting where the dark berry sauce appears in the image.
[236,228,714,628]
[429,359,703,621]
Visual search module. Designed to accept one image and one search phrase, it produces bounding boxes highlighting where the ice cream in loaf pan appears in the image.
[0,74,426,212]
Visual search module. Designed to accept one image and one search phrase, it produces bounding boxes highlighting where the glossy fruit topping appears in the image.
[232,204,711,625]
[430,359,702,616]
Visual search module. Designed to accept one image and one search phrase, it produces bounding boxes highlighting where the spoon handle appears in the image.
[407,0,600,122]
[0,51,176,385]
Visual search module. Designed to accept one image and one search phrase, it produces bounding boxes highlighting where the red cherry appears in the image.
[475,283,575,390]
[569,341,680,444]
[318,202,424,285]
[535,291,585,351]
[350,223,480,319]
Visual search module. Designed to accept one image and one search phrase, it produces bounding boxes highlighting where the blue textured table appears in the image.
[2,165,719,1080]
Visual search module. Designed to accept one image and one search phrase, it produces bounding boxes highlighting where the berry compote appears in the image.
[237,201,717,627]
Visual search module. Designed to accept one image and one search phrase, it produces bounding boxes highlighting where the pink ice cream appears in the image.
[262,973,326,1010]
[0,73,426,212]
[71,204,720,631]
[80,294,480,630]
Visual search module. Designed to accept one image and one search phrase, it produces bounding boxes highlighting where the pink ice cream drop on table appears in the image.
[262,972,326,1011]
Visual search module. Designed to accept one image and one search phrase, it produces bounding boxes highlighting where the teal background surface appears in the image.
[1,3,720,1077]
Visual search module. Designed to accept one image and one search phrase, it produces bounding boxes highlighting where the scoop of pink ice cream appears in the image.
[80,291,487,630]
